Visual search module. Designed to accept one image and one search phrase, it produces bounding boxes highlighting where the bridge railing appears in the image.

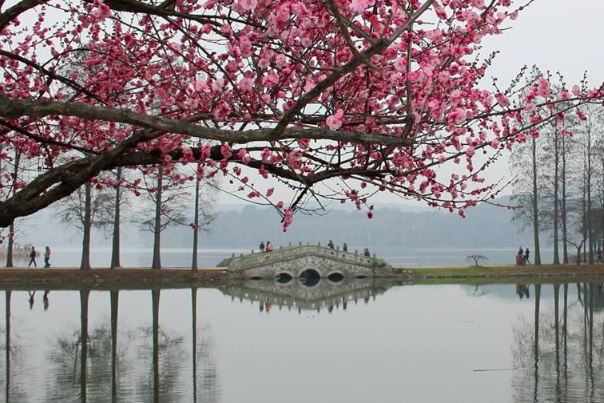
[218,242,389,271]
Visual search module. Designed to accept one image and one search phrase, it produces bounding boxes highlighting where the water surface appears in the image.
[0,280,601,402]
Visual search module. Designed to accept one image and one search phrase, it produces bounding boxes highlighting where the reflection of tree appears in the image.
[512,283,604,402]
[6,288,219,402]
[1,291,29,402]
[132,289,187,402]
[191,287,221,403]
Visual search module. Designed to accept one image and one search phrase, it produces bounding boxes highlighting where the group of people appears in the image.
[27,246,52,268]
[326,240,370,257]
[516,246,530,265]
[258,241,273,252]
[327,240,348,251]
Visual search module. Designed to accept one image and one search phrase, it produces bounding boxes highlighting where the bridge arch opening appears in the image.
[299,269,321,287]
[327,272,345,283]
[275,273,293,284]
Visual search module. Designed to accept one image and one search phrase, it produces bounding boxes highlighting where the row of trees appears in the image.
[1,144,217,269]
[512,72,604,265]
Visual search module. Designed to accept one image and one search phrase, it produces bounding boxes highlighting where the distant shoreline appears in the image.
[1,265,604,290]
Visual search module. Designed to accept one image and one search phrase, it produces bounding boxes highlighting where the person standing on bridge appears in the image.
[343,243,348,252]
[259,241,265,253]
[327,240,334,249]
[266,241,273,252]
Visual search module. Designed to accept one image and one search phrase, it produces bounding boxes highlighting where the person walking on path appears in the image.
[524,248,530,265]
[28,246,37,267]
[259,241,265,253]
[44,246,51,268]
[516,246,524,265]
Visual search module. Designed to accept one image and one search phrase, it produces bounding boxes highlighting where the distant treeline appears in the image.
[160,201,534,249]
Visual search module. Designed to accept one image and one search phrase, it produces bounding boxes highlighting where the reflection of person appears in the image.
[259,241,265,252]
[28,291,36,310]
[265,241,273,252]
[515,284,523,299]
[43,291,50,311]
[28,246,37,267]
[44,246,51,268]
[343,243,348,252]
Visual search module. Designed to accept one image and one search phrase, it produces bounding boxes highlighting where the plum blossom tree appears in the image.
[0,0,603,232]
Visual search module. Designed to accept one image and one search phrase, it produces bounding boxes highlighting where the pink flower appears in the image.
[238,0,257,11]
[326,109,344,131]
[282,208,293,231]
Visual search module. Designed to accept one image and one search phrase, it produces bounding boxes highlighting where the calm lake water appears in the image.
[0,279,602,402]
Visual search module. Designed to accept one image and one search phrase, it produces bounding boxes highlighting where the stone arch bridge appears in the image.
[218,243,392,282]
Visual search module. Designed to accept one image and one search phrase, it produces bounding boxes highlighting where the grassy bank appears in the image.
[2,264,604,290]
[408,264,604,285]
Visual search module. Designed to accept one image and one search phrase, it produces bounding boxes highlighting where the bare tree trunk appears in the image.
[6,151,20,268]
[151,167,163,270]
[110,168,122,269]
[532,138,542,265]
[191,167,200,271]
[582,172,588,264]
[80,182,92,270]
[561,136,569,264]
[587,143,594,264]
[6,221,14,268]
[553,133,560,265]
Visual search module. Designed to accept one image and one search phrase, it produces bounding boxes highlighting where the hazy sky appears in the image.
[219,0,604,207]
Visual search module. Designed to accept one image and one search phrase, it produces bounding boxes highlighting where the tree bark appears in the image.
[80,182,92,270]
[110,167,122,269]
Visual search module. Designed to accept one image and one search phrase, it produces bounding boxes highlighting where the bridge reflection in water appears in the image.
[220,276,400,314]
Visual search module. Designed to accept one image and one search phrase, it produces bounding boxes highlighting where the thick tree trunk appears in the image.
[151,167,163,270]
[6,221,14,268]
[110,167,122,269]
[80,182,92,270]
